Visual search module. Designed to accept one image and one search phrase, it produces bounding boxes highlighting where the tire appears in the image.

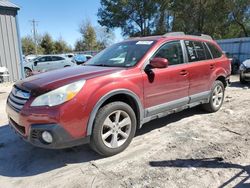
[24,68,32,78]
[90,102,137,156]
[240,74,247,84]
[202,80,225,113]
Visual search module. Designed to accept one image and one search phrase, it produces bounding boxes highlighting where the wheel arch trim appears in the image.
[86,89,144,136]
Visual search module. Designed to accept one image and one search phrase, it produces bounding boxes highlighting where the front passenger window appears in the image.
[154,41,184,65]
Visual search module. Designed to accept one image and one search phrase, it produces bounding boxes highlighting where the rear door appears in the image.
[50,56,66,70]
[143,40,190,117]
[183,40,214,103]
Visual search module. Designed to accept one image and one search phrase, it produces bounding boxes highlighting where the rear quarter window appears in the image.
[206,43,222,59]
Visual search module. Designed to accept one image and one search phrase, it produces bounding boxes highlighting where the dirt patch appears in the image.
[0,75,250,188]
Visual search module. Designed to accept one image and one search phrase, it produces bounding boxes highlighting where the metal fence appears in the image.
[217,37,250,63]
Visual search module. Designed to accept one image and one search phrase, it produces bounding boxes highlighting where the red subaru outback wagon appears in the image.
[6,33,231,156]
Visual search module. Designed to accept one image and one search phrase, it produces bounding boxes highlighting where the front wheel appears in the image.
[202,80,225,113]
[240,73,247,84]
[90,102,137,156]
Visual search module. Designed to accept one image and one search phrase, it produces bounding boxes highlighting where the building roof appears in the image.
[0,0,19,10]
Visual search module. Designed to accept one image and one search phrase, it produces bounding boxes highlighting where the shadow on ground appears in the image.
[0,107,205,178]
[0,125,100,177]
[229,80,250,89]
[149,158,250,188]
[136,106,205,136]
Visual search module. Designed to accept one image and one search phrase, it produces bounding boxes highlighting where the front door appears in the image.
[33,56,52,72]
[143,40,190,117]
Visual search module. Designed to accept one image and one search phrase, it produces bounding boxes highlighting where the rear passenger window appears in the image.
[184,41,197,62]
[154,41,184,65]
[193,41,206,61]
[184,41,207,62]
[206,43,222,58]
[52,56,65,61]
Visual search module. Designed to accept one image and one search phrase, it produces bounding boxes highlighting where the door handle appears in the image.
[180,70,188,76]
[210,64,215,69]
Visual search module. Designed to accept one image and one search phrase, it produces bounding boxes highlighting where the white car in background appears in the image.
[24,55,75,77]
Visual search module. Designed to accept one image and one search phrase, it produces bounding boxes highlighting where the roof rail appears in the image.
[200,34,213,40]
[163,32,213,40]
[163,32,185,37]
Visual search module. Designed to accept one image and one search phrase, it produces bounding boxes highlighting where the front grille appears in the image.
[9,118,25,135]
[31,130,41,139]
[7,86,30,112]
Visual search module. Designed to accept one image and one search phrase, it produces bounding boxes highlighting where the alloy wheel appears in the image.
[212,85,223,108]
[101,110,132,148]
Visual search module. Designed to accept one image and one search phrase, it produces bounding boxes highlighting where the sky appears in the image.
[12,0,123,47]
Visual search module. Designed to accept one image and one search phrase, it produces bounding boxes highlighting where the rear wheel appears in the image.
[90,102,136,156]
[202,80,225,113]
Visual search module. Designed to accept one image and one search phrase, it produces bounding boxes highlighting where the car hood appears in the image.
[242,60,250,68]
[16,66,125,96]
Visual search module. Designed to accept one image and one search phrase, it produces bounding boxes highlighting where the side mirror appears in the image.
[149,57,168,69]
[34,61,38,66]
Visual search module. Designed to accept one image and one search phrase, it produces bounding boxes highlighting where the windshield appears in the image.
[85,40,155,67]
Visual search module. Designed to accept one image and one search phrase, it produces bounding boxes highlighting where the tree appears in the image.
[53,38,72,54]
[79,19,97,51]
[74,39,85,52]
[98,0,159,37]
[40,33,54,54]
[77,19,114,51]
[98,0,249,39]
[95,26,115,47]
[21,36,35,55]
[228,0,250,37]
[165,0,229,38]
[155,0,172,34]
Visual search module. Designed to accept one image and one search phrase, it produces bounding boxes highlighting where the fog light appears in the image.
[41,131,53,144]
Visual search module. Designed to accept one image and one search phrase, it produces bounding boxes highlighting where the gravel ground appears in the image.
[0,75,250,188]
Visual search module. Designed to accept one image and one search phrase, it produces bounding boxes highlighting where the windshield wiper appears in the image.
[86,64,113,67]
[85,63,127,68]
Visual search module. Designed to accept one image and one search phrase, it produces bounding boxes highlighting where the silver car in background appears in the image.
[239,59,250,84]
[24,55,75,77]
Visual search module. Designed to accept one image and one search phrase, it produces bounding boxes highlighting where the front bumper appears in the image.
[9,119,90,149]
[241,70,250,81]
[6,96,90,149]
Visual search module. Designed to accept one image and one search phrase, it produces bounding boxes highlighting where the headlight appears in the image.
[31,80,86,107]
